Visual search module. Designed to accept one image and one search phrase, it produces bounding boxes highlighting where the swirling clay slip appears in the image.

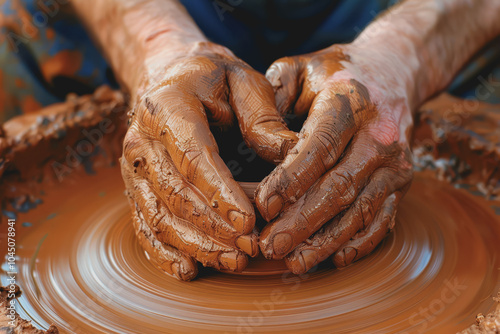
[1,89,500,333]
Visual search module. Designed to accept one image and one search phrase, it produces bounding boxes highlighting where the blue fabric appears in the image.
[180,0,398,71]
[0,0,115,120]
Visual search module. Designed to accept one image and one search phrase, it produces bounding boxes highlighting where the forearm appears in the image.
[351,0,500,110]
[70,0,206,95]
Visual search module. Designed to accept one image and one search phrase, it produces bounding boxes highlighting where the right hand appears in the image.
[120,41,298,280]
[255,44,414,273]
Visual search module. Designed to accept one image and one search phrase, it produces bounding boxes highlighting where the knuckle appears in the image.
[358,196,376,228]
[245,107,281,133]
[346,79,372,110]
[159,170,182,196]
[182,137,203,158]
[188,41,235,59]
[167,54,219,80]
[313,125,340,164]
[314,92,357,131]
[176,135,198,154]
[183,149,204,181]
[329,169,357,206]
[123,126,142,156]
[278,168,311,205]
[380,148,414,190]
[365,117,400,147]
[137,187,168,230]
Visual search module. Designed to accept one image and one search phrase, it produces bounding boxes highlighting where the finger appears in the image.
[122,164,198,281]
[200,96,234,127]
[259,134,389,260]
[162,52,235,127]
[122,160,249,272]
[265,56,304,116]
[227,63,299,163]
[130,204,198,281]
[267,50,351,117]
[122,130,258,257]
[333,193,400,268]
[132,90,256,235]
[192,72,234,127]
[284,168,410,274]
[256,79,373,221]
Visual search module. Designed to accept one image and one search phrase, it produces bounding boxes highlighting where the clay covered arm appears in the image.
[70,0,202,95]
[70,0,298,280]
[256,0,500,273]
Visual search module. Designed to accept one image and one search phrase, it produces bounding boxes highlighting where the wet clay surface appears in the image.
[1,286,58,333]
[1,166,499,333]
[413,93,500,199]
[459,293,500,334]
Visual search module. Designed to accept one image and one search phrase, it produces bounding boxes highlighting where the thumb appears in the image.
[227,63,298,164]
[265,56,304,116]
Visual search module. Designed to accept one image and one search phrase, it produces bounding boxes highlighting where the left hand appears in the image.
[255,44,414,274]
[120,41,298,280]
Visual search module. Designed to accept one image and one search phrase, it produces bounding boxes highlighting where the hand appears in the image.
[121,41,297,280]
[255,44,414,274]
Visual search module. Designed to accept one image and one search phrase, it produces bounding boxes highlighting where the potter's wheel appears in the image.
[2,166,500,333]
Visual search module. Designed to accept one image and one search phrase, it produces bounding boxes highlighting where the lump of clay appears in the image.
[459,293,500,334]
[0,285,59,334]
[413,93,500,199]
[0,86,128,213]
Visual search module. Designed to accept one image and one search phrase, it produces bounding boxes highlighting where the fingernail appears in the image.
[170,262,181,280]
[300,249,318,273]
[334,247,357,267]
[285,249,316,274]
[272,232,293,258]
[266,194,283,221]
[236,234,259,257]
[228,210,253,234]
[170,262,197,281]
[219,251,248,272]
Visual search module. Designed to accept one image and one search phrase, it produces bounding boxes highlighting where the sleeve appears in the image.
[0,0,117,122]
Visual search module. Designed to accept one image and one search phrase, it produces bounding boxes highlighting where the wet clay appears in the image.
[254,48,413,272]
[2,89,500,333]
[70,0,500,281]
[413,93,500,199]
[1,166,500,333]
[117,39,302,278]
[1,286,58,333]
[459,293,500,334]
[0,86,127,210]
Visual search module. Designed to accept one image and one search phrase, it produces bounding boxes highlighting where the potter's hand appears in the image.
[256,44,413,273]
[120,41,297,280]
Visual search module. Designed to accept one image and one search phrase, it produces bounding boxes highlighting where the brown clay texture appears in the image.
[1,166,499,333]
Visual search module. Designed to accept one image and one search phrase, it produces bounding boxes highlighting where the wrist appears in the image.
[72,0,207,96]
[122,11,208,96]
[132,33,208,97]
[350,0,500,110]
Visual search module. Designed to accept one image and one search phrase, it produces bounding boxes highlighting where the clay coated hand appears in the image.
[256,44,414,273]
[121,42,297,280]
